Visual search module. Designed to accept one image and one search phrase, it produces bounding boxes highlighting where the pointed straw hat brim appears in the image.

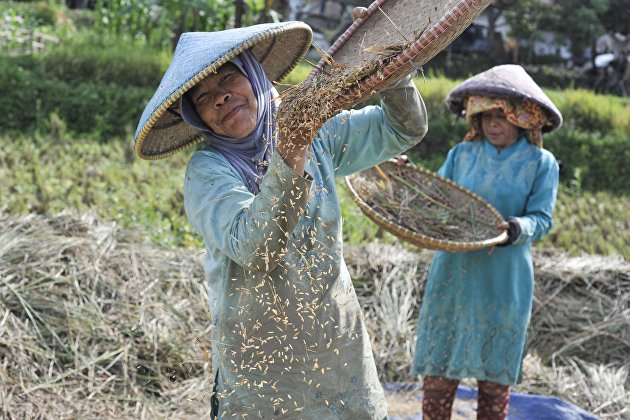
[134,22,313,160]
[445,64,563,132]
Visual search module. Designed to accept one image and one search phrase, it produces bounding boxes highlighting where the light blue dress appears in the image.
[412,137,559,385]
[184,81,427,418]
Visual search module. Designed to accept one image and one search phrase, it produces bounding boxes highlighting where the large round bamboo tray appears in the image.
[307,0,494,108]
[345,161,508,251]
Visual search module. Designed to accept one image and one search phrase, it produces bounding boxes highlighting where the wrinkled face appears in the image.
[190,63,258,138]
[480,108,520,150]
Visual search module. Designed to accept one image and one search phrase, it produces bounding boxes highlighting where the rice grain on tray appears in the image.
[346,161,505,250]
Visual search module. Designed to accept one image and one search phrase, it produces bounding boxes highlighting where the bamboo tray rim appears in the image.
[345,163,508,251]
[306,0,494,108]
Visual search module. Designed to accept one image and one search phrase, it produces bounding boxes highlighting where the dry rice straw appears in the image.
[275,40,413,145]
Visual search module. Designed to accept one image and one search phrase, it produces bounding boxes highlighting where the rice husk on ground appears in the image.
[1,212,628,418]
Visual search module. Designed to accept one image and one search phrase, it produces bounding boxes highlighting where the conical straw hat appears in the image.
[134,22,312,160]
[446,64,563,132]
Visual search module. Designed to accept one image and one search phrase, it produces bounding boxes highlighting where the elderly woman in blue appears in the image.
[411,65,561,420]
[134,10,428,420]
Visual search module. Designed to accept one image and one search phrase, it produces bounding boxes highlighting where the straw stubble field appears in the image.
[0,212,628,418]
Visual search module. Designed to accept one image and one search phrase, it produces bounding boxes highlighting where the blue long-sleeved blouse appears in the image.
[412,137,559,385]
[185,80,427,418]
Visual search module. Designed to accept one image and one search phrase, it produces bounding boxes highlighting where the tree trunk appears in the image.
[171,9,189,51]
[257,0,271,24]
[271,0,290,20]
[234,0,246,28]
[485,6,502,62]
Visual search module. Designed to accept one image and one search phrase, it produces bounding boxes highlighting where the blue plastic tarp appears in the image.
[383,383,599,420]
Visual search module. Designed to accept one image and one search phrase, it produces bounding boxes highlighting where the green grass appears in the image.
[545,188,630,257]
[1,61,628,258]
[2,127,629,260]
[0,129,197,249]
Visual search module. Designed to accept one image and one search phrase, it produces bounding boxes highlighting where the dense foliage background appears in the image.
[1,0,629,256]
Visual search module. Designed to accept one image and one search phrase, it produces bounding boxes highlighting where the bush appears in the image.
[37,78,154,137]
[1,55,630,191]
[0,34,169,137]
[0,59,38,130]
[548,89,630,135]
[545,125,630,194]
[0,55,154,137]
[0,1,60,28]
[38,32,171,87]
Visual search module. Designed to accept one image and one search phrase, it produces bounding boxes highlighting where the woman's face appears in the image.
[480,108,520,150]
[190,63,258,138]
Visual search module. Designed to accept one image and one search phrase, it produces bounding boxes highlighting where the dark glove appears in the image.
[496,217,521,247]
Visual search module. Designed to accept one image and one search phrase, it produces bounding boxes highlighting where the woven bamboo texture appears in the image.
[308,0,493,108]
[345,161,508,251]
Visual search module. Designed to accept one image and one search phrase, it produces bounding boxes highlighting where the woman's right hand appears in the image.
[275,6,370,169]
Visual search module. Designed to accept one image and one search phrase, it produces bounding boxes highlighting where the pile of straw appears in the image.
[0,212,212,418]
[347,244,630,418]
[348,243,429,382]
[530,249,630,366]
[1,212,628,418]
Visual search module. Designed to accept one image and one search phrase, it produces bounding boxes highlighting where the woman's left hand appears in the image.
[276,5,370,148]
[496,218,521,247]
[276,110,328,148]
[352,6,368,20]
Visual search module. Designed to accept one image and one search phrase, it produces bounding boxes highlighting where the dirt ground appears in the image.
[386,391,474,419]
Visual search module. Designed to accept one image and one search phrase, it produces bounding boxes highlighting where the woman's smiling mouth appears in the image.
[222,104,244,124]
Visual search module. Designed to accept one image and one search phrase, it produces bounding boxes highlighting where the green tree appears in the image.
[545,0,608,57]
[505,0,612,60]
[503,0,549,63]
[94,0,267,50]
[598,0,630,35]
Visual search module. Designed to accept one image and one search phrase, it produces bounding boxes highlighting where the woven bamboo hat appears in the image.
[445,64,563,132]
[307,0,494,108]
[134,22,312,160]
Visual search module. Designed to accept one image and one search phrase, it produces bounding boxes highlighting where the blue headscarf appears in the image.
[180,50,279,194]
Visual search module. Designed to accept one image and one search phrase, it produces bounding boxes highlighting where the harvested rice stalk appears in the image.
[350,162,502,244]
[275,40,414,147]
